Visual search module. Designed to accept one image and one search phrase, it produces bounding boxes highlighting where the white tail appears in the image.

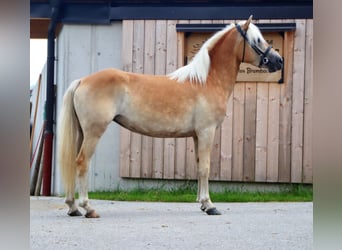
[57,79,81,195]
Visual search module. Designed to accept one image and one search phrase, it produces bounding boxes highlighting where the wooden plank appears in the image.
[213,20,224,24]
[130,133,142,178]
[291,19,306,183]
[174,20,188,179]
[166,20,178,72]
[161,20,178,179]
[255,83,268,181]
[121,20,134,72]
[141,135,153,178]
[155,20,167,74]
[152,20,167,179]
[163,138,175,179]
[175,138,186,179]
[278,30,294,182]
[186,137,197,180]
[119,20,134,178]
[177,20,187,67]
[220,93,233,180]
[243,83,257,181]
[232,83,245,181]
[266,83,280,182]
[30,74,42,157]
[129,20,145,178]
[132,20,145,73]
[265,18,281,183]
[143,20,156,74]
[120,128,131,177]
[141,20,155,178]
[303,19,313,183]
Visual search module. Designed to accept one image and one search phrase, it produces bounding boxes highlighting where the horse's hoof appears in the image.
[200,205,206,212]
[85,210,100,218]
[68,209,82,216]
[206,207,222,215]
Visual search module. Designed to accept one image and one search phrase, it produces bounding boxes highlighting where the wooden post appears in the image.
[29,74,42,158]
[30,124,45,195]
[34,150,45,196]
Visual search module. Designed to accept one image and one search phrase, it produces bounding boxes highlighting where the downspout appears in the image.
[42,0,62,196]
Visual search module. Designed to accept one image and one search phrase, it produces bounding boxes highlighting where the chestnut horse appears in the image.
[58,16,283,218]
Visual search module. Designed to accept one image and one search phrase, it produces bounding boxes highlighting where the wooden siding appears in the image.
[120,19,313,183]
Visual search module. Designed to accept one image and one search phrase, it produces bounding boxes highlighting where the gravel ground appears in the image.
[30,197,312,250]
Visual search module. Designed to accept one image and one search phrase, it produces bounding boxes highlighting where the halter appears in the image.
[235,24,272,67]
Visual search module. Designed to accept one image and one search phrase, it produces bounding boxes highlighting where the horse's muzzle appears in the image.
[266,54,283,73]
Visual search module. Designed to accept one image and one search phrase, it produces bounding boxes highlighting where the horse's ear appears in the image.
[243,15,253,31]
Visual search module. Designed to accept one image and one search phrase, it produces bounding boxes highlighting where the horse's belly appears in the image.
[113,114,195,138]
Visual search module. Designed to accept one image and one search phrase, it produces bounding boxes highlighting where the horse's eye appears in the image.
[257,38,261,43]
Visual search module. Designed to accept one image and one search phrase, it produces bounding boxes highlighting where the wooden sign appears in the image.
[185,32,284,83]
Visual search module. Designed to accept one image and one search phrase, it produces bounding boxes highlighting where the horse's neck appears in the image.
[207,31,240,96]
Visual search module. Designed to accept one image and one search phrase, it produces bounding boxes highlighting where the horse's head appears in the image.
[236,16,283,73]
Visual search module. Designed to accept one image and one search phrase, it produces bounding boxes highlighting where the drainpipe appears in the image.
[42,0,62,196]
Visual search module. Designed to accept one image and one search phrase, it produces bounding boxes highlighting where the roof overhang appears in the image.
[30,0,312,39]
[30,18,63,38]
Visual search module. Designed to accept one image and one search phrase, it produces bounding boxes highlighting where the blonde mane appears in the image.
[168,23,236,85]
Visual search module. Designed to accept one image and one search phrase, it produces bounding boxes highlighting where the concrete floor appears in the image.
[30,197,312,250]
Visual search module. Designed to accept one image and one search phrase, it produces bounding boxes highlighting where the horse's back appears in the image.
[80,68,129,89]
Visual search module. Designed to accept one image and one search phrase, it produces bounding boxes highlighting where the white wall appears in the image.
[53,22,123,194]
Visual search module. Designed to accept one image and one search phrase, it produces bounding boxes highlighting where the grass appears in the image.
[87,184,312,203]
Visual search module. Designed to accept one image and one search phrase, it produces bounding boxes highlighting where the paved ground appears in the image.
[30,197,312,250]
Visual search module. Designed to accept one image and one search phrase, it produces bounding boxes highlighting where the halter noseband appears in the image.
[236,24,272,67]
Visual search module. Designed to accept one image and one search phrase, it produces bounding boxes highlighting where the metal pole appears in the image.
[42,0,62,196]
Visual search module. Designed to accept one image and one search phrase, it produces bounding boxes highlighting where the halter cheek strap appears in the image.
[236,24,248,63]
[235,24,272,67]
[241,36,246,63]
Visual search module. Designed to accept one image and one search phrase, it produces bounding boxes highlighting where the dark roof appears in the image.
[30,0,312,38]
[31,0,312,21]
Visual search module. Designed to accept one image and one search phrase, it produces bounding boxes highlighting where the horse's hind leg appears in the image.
[73,85,117,217]
[75,132,104,218]
[66,191,82,216]
[64,131,84,216]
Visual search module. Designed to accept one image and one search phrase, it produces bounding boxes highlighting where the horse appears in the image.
[58,15,283,218]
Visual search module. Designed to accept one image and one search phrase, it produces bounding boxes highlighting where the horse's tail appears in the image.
[57,79,82,195]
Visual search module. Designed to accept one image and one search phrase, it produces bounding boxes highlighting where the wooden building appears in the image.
[30,0,313,194]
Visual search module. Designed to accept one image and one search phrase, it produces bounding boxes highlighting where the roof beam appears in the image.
[31,2,313,24]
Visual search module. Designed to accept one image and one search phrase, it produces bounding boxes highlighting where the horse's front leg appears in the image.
[196,127,221,215]
[193,136,201,203]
